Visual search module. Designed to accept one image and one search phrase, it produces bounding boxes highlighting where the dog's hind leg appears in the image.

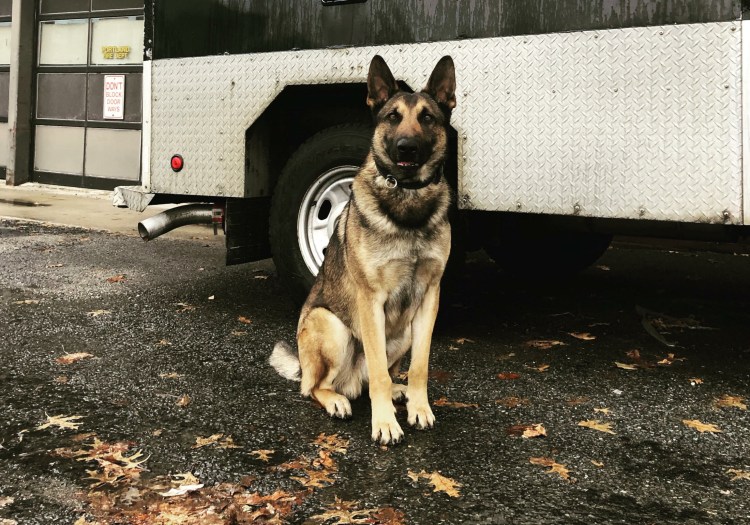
[298,307,353,419]
[387,326,412,404]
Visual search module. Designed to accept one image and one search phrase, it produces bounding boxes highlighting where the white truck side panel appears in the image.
[150,22,742,224]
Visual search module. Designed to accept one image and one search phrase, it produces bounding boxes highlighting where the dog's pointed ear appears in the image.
[424,56,456,111]
[367,55,398,112]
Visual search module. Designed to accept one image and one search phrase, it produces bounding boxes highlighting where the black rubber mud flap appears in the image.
[225,197,272,266]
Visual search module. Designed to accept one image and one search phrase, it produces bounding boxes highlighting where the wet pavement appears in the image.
[1,218,749,525]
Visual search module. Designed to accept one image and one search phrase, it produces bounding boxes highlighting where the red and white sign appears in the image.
[103,74,126,120]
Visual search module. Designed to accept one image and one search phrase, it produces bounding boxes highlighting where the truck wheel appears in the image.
[270,124,372,299]
[485,230,612,277]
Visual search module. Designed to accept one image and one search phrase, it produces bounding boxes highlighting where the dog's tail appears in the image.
[269,341,301,382]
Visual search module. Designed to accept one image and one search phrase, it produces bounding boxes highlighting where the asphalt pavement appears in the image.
[0,204,749,524]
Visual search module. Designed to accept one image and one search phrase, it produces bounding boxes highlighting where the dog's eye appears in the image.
[422,113,435,124]
[387,111,400,122]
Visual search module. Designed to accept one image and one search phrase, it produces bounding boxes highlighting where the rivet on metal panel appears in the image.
[639,208,646,217]
[731,26,736,31]
[573,204,581,215]
[516,202,522,210]
[722,210,731,222]
[462,135,467,141]
[613,88,618,92]
[659,31,663,35]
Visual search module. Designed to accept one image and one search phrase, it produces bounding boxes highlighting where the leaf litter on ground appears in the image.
[36,414,84,431]
[715,394,747,410]
[307,496,406,525]
[407,470,461,498]
[55,352,94,365]
[682,419,722,433]
[529,457,572,481]
[578,420,616,435]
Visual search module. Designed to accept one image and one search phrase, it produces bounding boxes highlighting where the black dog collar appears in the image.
[378,166,443,190]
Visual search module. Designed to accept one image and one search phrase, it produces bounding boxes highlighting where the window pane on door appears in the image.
[90,17,144,65]
[0,123,8,166]
[35,125,85,175]
[87,73,142,122]
[0,1,11,17]
[92,0,144,10]
[0,23,11,65]
[39,19,89,65]
[40,0,90,14]
[37,73,87,120]
[0,72,9,119]
[85,128,141,180]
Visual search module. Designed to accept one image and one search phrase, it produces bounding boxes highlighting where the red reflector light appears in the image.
[170,154,184,172]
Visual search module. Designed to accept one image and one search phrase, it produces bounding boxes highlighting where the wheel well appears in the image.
[244,83,373,198]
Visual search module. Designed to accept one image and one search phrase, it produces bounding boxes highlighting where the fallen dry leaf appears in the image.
[0,497,13,508]
[87,310,111,317]
[615,361,638,371]
[657,353,686,366]
[56,352,93,365]
[428,370,454,383]
[526,363,550,373]
[231,330,248,337]
[155,339,172,346]
[176,394,191,407]
[497,372,521,380]
[578,420,615,435]
[54,376,69,384]
[566,396,591,406]
[106,275,126,283]
[36,414,84,431]
[524,340,566,350]
[591,460,605,468]
[529,457,572,481]
[433,397,478,409]
[568,332,596,341]
[307,496,392,524]
[158,473,204,497]
[593,408,612,415]
[508,424,546,438]
[715,394,747,411]
[689,378,704,385]
[13,299,39,305]
[496,397,530,408]
[682,419,722,433]
[175,302,195,312]
[192,433,241,449]
[727,469,750,481]
[250,449,275,462]
[159,372,183,379]
[453,338,475,345]
[237,315,253,325]
[62,438,148,488]
[407,470,461,497]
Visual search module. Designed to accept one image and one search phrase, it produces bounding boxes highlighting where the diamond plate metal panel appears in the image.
[150,22,742,224]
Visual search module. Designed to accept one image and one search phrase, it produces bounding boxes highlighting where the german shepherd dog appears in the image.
[270,55,456,445]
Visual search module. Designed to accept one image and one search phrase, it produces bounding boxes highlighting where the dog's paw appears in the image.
[391,383,408,404]
[322,395,352,419]
[371,415,404,445]
[407,399,436,430]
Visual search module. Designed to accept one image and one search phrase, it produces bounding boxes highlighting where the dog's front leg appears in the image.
[407,283,440,429]
[357,292,404,445]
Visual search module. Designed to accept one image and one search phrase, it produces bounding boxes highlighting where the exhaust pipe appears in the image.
[138,204,221,241]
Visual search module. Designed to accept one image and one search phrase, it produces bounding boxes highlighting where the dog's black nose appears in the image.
[397,138,419,157]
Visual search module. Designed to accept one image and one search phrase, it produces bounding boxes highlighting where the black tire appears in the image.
[270,124,372,299]
[484,229,612,277]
